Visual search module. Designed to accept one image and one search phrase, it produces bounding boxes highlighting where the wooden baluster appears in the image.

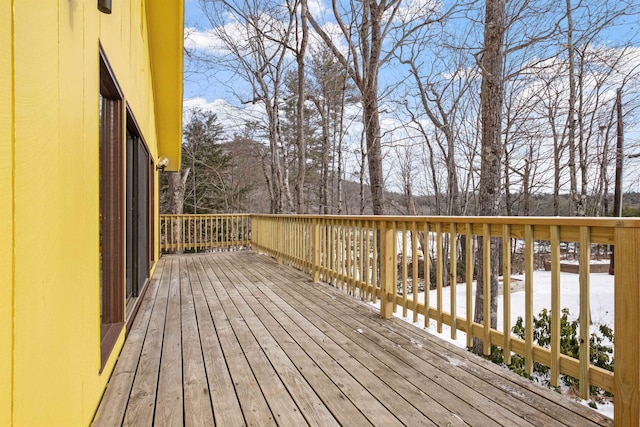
[365,222,371,301]
[380,221,395,319]
[372,224,378,304]
[402,223,408,318]
[359,221,364,298]
[346,221,355,295]
[312,220,320,282]
[524,224,534,373]
[340,223,345,291]
[392,222,398,314]
[412,222,418,323]
[550,225,561,387]
[450,223,457,340]
[424,222,431,329]
[466,224,474,348]
[502,224,512,366]
[483,223,491,356]
[182,216,186,252]
[579,226,591,400]
[437,223,443,334]
[329,221,335,286]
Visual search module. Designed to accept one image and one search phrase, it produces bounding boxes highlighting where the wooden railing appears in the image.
[159,214,251,252]
[161,213,640,424]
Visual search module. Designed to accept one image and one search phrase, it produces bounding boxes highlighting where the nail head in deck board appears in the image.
[94,252,613,427]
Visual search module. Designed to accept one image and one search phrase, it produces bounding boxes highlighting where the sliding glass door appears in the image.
[126,115,151,303]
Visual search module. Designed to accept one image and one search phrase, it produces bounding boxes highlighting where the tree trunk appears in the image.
[566,0,580,216]
[295,0,308,214]
[363,88,385,215]
[473,0,505,354]
[167,169,190,254]
[360,128,367,215]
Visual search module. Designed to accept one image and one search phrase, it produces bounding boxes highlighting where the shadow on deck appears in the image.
[92,251,612,426]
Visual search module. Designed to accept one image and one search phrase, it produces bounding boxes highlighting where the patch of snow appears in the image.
[446,355,467,367]
[409,338,423,349]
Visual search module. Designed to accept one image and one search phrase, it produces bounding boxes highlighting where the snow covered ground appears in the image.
[371,270,615,419]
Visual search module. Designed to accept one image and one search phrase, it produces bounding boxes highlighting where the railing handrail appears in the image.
[251,213,640,228]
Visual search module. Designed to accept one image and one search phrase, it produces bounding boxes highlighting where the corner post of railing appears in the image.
[614,226,640,426]
[380,220,395,319]
[312,219,321,282]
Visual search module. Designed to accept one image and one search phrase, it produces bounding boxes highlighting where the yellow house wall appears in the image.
[0,1,14,426]
[6,1,180,425]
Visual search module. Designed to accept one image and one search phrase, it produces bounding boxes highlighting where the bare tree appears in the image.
[307,45,358,214]
[199,0,295,213]
[307,0,459,214]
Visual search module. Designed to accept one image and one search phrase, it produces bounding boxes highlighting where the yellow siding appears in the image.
[6,0,182,425]
[0,1,14,426]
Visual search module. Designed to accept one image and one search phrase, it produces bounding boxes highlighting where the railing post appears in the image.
[614,227,640,426]
[380,221,395,319]
[312,220,321,282]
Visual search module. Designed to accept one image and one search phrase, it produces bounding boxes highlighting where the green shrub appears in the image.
[489,308,614,400]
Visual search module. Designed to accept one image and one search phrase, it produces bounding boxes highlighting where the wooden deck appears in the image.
[92,252,613,426]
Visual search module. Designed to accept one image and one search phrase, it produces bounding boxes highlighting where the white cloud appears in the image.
[183,97,268,140]
[306,0,325,17]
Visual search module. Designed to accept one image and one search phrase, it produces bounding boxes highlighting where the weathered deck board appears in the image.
[189,255,246,426]
[182,258,215,426]
[92,260,165,427]
[93,252,614,427]
[155,258,183,427]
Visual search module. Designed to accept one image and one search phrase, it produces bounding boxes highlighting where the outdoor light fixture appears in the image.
[98,0,112,14]
[156,157,169,171]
